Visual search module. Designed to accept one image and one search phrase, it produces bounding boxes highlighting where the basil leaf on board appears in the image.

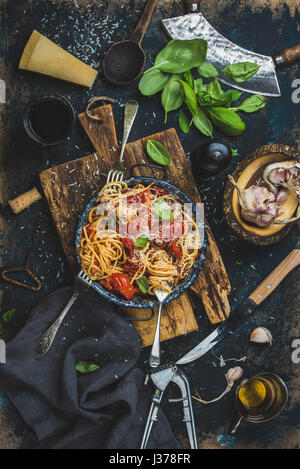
[150,39,208,74]
[146,139,172,166]
[197,62,218,78]
[179,80,198,117]
[137,276,149,294]
[76,361,100,374]
[138,69,170,96]
[2,308,15,324]
[193,110,213,137]
[235,94,266,113]
[178,109,190,134]
[231,147,239,157]
[135,236,150,248]
[207,107,246,136]
[155,198,174,221]
[221,62,260,83]
[207,79,222,99]
[183,70,194,90]
[161,74,184,123]
[194,78,207,94]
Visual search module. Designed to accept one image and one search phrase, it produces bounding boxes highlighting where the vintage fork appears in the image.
[106,99,139,183]
[34,270,92,359]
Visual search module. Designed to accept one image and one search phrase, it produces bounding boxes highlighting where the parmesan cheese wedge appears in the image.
[19,30,98,88]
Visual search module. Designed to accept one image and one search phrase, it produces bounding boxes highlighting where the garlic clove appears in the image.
[226,366,244,385]
[250,327,273,346]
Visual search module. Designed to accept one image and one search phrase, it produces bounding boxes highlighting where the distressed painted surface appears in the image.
[0,0,299,449]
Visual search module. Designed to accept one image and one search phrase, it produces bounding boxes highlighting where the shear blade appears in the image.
[162,13,281,97]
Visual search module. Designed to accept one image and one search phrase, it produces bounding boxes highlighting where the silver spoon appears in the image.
[149,289,169,368]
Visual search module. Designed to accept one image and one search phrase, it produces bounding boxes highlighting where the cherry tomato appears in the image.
[110,273,137,300]
[100,278,113,291]
[170,242,182,259]
[121,238,135,256]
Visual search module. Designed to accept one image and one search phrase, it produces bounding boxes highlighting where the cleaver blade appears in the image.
[162,13,281,97]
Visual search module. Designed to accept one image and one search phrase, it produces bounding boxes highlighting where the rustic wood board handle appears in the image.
[250,249,300,305]
[274,43,300,67]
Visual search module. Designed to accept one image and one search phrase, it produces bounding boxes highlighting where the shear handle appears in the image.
[170,369,198,449]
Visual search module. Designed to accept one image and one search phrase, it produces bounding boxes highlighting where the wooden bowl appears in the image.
[223,143,300,245]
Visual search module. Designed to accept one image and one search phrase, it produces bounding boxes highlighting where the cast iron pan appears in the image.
[75,165,207,310]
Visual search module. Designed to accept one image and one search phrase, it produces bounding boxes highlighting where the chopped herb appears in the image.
[75,361,100,374]
[135,236,150,248]
[2,308,15,324]
[137,276,149,294]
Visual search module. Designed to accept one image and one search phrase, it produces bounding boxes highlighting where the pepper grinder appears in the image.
[191,139,233,184]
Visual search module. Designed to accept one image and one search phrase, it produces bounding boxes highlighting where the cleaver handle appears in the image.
[273,43,300,67]
[184,0,201,13]
[249,249,300,305]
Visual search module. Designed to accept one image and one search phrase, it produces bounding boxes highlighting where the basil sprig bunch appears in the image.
[139,39,266,138]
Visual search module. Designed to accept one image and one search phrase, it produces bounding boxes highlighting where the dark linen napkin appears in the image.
[0,287,180,449]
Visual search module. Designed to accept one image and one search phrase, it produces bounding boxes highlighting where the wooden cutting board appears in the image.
[40,104,231,346]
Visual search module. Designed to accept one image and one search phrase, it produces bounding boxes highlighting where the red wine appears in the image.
[25,95,75,145]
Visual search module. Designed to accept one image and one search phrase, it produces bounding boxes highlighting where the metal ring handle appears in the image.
[130,163,167,180]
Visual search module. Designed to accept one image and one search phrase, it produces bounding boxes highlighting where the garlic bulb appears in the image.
[229,175,281,227]
[250,327,273,346]
[263,161,300,225]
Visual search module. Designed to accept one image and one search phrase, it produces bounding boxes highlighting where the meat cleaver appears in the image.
[162,0,300,97]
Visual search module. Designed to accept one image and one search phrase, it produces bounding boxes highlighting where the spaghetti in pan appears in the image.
[76,177,206,309]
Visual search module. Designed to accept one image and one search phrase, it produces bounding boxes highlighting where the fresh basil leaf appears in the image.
[138,69,170,96]
[227,89,243,103]
[2,308,15,324]
[146,139,172,166]
[198,62,218,78]
[183,70,194,90]
[137,276,149,294]
[193,110,213,137]
[221,90,243,107]
[178,109,190,134]
[231,147,239,157]
[155,198,174,221]
[197,89,234,108]
[235,94,266,113]
[206,107,246,136]
[197,91,215,106]
[150,39,208,74]
[179,80,198,117]
[207,79,222,99]
[135,236,150,248]
[76,361,100,374]
[161,74,184,123]
[194,78,207,94]
[221,62,260,83]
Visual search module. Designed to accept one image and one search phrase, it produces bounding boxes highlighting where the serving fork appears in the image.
[106,99,139,183]
[34,270,92,359]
